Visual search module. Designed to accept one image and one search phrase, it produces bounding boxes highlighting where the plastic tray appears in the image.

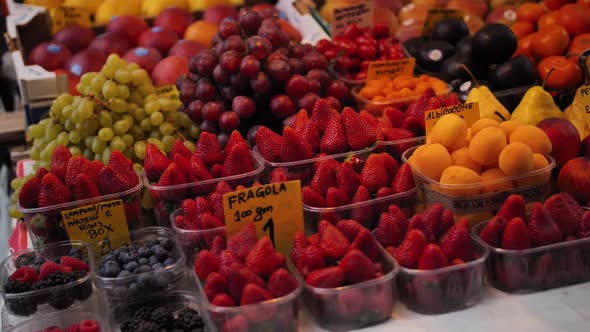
[401,146,556,215]
[17,173,144,247]
[473,220,590,293]
[0,241,95,317]
[142,151,265,227]
[170,208,225,262]
[328,64,365,87]
[92,227,187,305]
[4,308,106,332]
[396,236,489,314]
[376,136,426,160]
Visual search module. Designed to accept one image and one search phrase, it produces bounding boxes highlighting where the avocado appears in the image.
[403,36,428,57]
[416,40,455,73]
[471,23,517,64]
[489,55,538,90]
[431,18,469,46]
[455,36,472,58]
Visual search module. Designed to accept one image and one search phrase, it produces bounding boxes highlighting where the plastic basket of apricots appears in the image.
[402,115,556,219]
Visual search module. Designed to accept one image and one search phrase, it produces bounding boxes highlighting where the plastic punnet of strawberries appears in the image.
[290,220,397,330]
[373,203,488,314]
[32,319,101,332]
[193,224,301,332]
[476,193,590,292]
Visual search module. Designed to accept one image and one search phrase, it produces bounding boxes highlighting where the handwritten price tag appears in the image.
[330,1,373,37]
[61,199,130,255]
[577,85,590,115]
[50,5,91,34]
[156,84,180,101]
[223,181,304,255]
[422,8,465,36]
[424,102,480,135]
[366,58,416,81]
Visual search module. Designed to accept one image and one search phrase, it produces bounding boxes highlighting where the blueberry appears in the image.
[128,282,139,295]
[69,248,82,258]
[100,254,116,264]
[136,274,155,289]
[146,239,158,247]
[118,270,132,278]
[125,261,139,272]
[151,263,164,270]
[149,255,159,266]
[154,273,169,289]
[102,260,121,277]
[135,265,152,274]
[138,246,152,258]
[161,239,174,249]
[163,258,175,266]
[151,245,169,262]
[139,258,149,266]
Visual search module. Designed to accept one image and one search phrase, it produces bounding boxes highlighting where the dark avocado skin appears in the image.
[416,40,455,72]
[471,23,517,64]
[403,36,428,57]
[431,18,469,46]
[490,55,538,89]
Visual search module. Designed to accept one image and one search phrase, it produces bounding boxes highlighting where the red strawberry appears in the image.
[380,127,416,157]
[325,187,349,207]
[380,153,398,182]
[156,163,187,187]
[79,319,99,332]
[60,256,89,272]
[374,213,403,248]
[579,211,590,238]
[351,184,371,204]
[64,156,91,188]
[193,250,219,280]
[395,229,428,268]
[169,139,192,160]
[441,93,460,107]
[335,162,361,198]
[221,315,248,332]
[302,186,326,207]
[406,88,434,120]
[240,283,273,305]
[218,250,241,276]
[268,268,298,298]
[39,261,72,280]
[173,154,194,182]
[281,126,314,162]
[144,144,170,182]
[408,214,436,243]
[305,266,344,288]
[294,245,325,276]
[401,116,422,135]
[336,219,363,242]
[359,110,380,129]
[86,161,103,185]
[292,109,309,131]
[18,177,41,209]
[350,228,381,261]
[188,154,212,183]
[291,232,308,261]
[71,173,101,201]
[50,145,72,182]
[341,107,377,151]
[543,192,583,237]
[9,266,38,283]
[339,249,376,283]
[108,150,135,182]
[100,165,138,194]
[255,126,283,162]
[438,209,455,239]
[269,168,288,183]
[319,224,350,259]
[311,161,337,195]
[38,173,71,208]
[302,121,321,151]
[497,194,526,221]
[383,106,405,127]
[388,204,409,234]
[245,237,278,277]
[210,235,227,255]
[336,288,365,317]
[222,142,254,177]
[532,253,555,289]
[212,293,235,307]
[204,272,228,301]
[422,203,444,239]
[274,252,286,267]
[227,263,265,302]
[320,115,348,154]
[528,203,563,247]
[360,154,389,192]
[195,196,213,215]
[196,132,224,168]
[440,225,473,262]
[479,216,509,247]
[224,130,247,156]
[310,98,334,134]
[391,163,415,193]
[501,217,531,250]
[227,223,257,261]
[418,243,449,270]
[200,212,224,229]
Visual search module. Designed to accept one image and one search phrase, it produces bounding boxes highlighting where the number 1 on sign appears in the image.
[263,218,275,247]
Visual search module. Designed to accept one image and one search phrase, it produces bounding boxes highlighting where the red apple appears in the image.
[203,5,238,25]
[139,26,180,56]
[89,32,131,57]
[581,135,590,157]
[558,157,590,202]
[123,47,162,74]
[154,7,194,37]
[53,25,96,53]
[106,15,149,44]
[486,5,518,24]
[537,118,581,168]
[27,42,72,71]
[168,40,206,60]
[151,55,189,86]
[66,49,107,77]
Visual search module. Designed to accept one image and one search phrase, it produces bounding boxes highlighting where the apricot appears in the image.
[471,118,501,137]
[499,120,525,140]
[439,166,482,196]
[515,153,551,187]
[413,143,452,181]
[451,148,482,173]
[468,127,507,166]
[480,168,514,193]
[499,143,534,176]
[509,125,552,155]
[430,114,468,151]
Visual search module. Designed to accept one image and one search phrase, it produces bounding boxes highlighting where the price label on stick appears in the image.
[576,85,590,115]
[223,181,304,255]
[424,102,480,135]
[61,199,131,255]
[50,5,91,34]
[366,58,416,81]
[330,1,373,37]
[422,8,465,36]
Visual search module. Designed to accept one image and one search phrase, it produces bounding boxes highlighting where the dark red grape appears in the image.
[215,42,225,57]
[300,44,314,53]
[230,73,250,92]
[179,79,197,104]
[247,125,261,146]
[315,39,333,54]
[285,75,309,99]
[217,132,229,149]
[268,51,288,63]
[306,69,331,87]
[232,95,256,119]
[220,85,238,101]
[340,39,358,57]
[270,94,295,118]
[260,17,281,29]
[250,72,272,95]
[258,23,289,49]
[307,79,321,95]
[223,35,245,53]
[186,99,204,122]
[202,101,224,122]
[238,8,263,35]
[239,55,260,77]
[289,45,305,59]
[213,64,231,84]
[218,18,240,40]
[220,50,242,73]
[247,36,272,60]
[288,58,305,75]
[265,60,290,81]
[298,93,320,113]
[334,56,351,73]
[325,96,342,111]
[324,48,338,60]
[200,120,218,133]
[256,6,278,19]
[302,52,327,70]
[190,50,217,75]
[196,79,217,102]
[219,111,241,132]
[326,80,350,101]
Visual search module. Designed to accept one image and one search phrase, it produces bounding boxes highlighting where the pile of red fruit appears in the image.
[316,23,405,82]
[193,224,299,332]
[478,193,590,291]
[35,320,100,332]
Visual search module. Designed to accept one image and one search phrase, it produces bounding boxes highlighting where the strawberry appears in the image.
[395,229,428,269]
[292,109,309,131]
[224,130,247,156]
[108,150,135,182]
[281,126,314,162]
[218,250,241,276]
[400,116,422,135]
[479,216,508,247]
[294,245,325,276]
[79,320,100,332]
[408,214,436,243]
[325,187,349,207]
[193,250,219,280]
[388,204,409,234]
[335,162,361,198]
[195,196,213,215]
[291,232,308,261]
[38,173,71,208]
[204,271,228,301]
[240,283,273,305]
[310,98,334,134]
[227,263,265,302]
[341,107,377,150]
[86,161,103,185]
[305,266,344,288]
[144,144,170,182]
[310,160,337,195]
[314,157,340,172]
[9,266,38,283]
[418,244,449,270]
[336,288,364,317]
[220,315,248,332]
[190,154,213,181]
[71,173,101,201]
[532,253,555,289]
[359,110,380,128]
[528,203,563,247]
[360,154,389,192]
[496,194,526,221]
[169,139,192,160]
[438,209,455,239]
[210,235,227,255]
[422,203,444,239]
[157,163,187,188]
[100,165,138,194]
[422,97,443,128]
[302,121,321,151]
[269,168,288,183]
[543,192,583,237]
[378,114,393,128]
[64,156,91,188]
[380,153,398,182]
[50,145,72,182]
[380,127,416,158]
[383,106,405,127]
[405,88,434,120]
[502,217,531,250]
[441,93,460,107]
[173,154,194,182]
[245,237,278,277]
[350,228,381,261]
[339,249,376,283]
[196,132,224,168]
[336,219,363,243]
[579,211,590,238]
[212,293,235,307]
[60,256,89,272]
[302,186,326,207]
[268,268,299,298]
[227,223,257,261]
[39,261,72,280]
[182,198,199,225]
[18,177,41,209]
[440,225,472,262]
[274,252,286,267]
[320,115,348,154]
[319,224,350,259]
[222,142,254,177]
[255,126,283,162]
[374,213,403,248]
[391,163,415,194]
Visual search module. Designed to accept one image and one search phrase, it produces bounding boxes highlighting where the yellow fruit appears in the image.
[95,0,142,24]
[515,153,551,187]
[468,127,507,166]
[413,143,452,181]
[499,120,525,140]
[471,118,501,137]
[184,20,218,48]
[25,0,63,8]
[451,147,481,173]
[64,0,102,11]
[143,0,189,16]
[498,143,534,176]
[480,168,514,193]
[439,165,482,196]
[509,125,552,155]
[426,134,432,144]
[430,114,468,151]
[188,0,229,11]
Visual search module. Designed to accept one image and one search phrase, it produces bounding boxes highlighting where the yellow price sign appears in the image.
[330,1,373,37]
[422,8,466,36]
[366,58,416,82]
[51,5,91,34]
[61,199,130,255]
[223,181,304,255]
[424,102,480,135]
[156,84,180,101]
[577,85,590,115]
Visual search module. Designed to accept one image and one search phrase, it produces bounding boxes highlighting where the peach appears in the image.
[154,7,195,37]
[430,114,468,151]
[471,118,501,137]
[54,26,96,53]
[468,127,507,166]
[413,143,452,181]
[151,56,189,86]
[451,148,481,173]
[480,168,514,193]
[558,157,590,202]
[139,27,180,56]
[106,15,148,44]
[537,118,581,169]
[509,125,552,155]
[89,32,131,57]
[499,143,534,176]
[440,166,482,196]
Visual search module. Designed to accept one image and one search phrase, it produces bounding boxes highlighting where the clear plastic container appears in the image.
[0,241,95,317]
[304,188,418,234]
[376,136,426,160]
[473,220,590,293]
[328,64,365,87]
[402,146,556,215]
[396,237,489,314]
[143,151,265,227]
[193,266,302,332]
[170,208,225,262]
[17,174,144,247]
[4,308,106,332]
[290,245,399,330]
[93,227,187,305]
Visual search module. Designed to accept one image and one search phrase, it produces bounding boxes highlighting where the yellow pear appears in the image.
[563,101,590,139]
[465,85,511,122]
[511,86,563,125]
[25,0,64,8]
[95,0,142,24]
[143,0,188,16]
[187,0,227,12]
[63,0,103,12]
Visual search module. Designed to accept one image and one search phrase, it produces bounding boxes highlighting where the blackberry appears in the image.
[70,271,92,301]
[151,307,173,328]
[34,272,75,311]
[174,308,205,331]
[132,306,155,320]
[121,319,161,332]
[3,281,37,316]
[34,272,72,289]
[4,280,32,294]
[48,289,74,310]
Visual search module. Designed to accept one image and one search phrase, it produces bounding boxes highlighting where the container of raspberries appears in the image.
[253,99,379,185]
[473,193,590,293]
[289,220,399,330]
[373,203,489,314]
[192,224,302,332]
[111,291,210,332]
[93,227,187,304]
[0,241,95,317]
[4,309,104,332]
[17,147,143,247]
[142,133,264,226]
